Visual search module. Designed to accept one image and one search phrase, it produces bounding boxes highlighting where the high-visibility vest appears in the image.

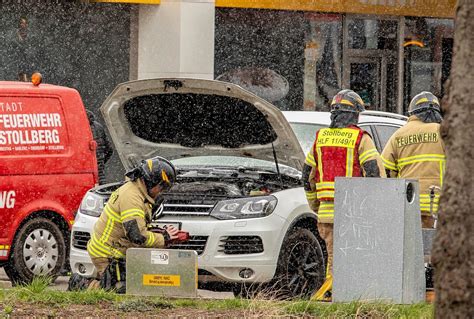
[312,126,366,202]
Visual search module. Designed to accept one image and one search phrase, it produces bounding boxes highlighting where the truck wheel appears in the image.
[4,218,66,285]
[273,228,325,299]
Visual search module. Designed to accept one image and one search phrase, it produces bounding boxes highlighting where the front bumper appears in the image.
[70,209,289,283]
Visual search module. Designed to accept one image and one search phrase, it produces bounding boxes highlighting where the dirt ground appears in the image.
[6,303,237,319]
[3,302,313,319]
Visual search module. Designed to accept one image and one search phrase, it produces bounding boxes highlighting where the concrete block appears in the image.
[332,178,425,303]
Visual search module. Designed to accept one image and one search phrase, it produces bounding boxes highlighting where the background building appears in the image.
[0,0,455,181]
[0,1,455,114]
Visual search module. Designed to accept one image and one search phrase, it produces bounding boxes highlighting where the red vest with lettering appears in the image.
[312,126,366,201]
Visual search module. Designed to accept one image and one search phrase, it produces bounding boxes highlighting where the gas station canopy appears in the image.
[93,0,455,18]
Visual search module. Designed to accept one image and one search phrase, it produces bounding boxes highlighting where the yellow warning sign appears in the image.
[143,274,181,287]
[316,128,359,148]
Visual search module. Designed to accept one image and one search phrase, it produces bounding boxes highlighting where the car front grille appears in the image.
[72,231,91,250]
[218,236,264,255]
[162,203,215,216]
[161,196,219,216]
[167,236,208,255]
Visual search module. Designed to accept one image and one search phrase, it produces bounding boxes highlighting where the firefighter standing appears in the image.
[87,156,183,288]
[302,89,385,300]
[381,92,445,228]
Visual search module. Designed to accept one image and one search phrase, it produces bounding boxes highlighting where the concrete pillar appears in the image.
[133,0,215,80]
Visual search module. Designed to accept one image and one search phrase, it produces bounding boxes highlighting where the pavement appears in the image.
[0,268,233,298]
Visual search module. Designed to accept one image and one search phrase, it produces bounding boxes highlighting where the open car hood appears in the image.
[100,78,305,171]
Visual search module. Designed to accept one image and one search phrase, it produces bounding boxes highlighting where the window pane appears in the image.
[348,19,398,50]
[403,18,454,114]
[375,125,400,149]
[350,62,378,109]
[303,14,342,111]
[289,123,326,154]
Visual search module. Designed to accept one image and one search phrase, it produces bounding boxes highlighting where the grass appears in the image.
[0,278,434,318]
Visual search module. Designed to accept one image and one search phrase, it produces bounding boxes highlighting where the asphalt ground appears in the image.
[0,268,234,298]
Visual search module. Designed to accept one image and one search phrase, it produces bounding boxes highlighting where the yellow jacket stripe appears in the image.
[88,234,125,258]
[439,161,445,186]
[346,148,354,177]
[100,205,120,243]
[397,153,445,161]
[397,158,446,168]
[145,232,155,247]
[317,191,335,199]
[104,205,120,221]
[359,148,378,165]
[419,194,440,212]
[305,191,318,200]
[121,210,145,221]
[316,182,335,189]
[397,154,445,166]
[316,146,324,181]
[317,211,334,222]
[420,193,440,198]
[381,155,397,171]
[305,152,316,167]
[319,202,334,213]
[316,201,335,223]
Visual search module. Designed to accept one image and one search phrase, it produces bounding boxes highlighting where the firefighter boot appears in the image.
[312,273,333,301]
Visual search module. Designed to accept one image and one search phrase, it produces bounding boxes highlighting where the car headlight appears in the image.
[210,196,277,220]
[79,192,105,217]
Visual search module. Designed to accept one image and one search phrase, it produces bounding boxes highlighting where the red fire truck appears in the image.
[0,75,98,283]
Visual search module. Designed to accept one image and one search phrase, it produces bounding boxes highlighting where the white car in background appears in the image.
[69,78,406,299]
[283,110,407,154]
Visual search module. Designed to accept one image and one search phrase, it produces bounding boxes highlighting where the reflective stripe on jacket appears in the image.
[381,116,445,215]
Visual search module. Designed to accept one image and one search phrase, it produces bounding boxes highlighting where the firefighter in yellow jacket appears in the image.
[381,92,445,228]
[302,89,385,300]
[87,156,181,281]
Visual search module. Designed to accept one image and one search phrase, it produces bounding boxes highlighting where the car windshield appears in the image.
[288,123,327,154]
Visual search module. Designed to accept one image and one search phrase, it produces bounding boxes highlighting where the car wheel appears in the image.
[273,228,325,299]
[4,218,66,285]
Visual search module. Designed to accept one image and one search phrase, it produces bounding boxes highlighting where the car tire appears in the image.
[272,228,325,299]
[4,218,66,285]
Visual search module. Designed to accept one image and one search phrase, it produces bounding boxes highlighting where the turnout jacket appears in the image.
[87,179,166,259]
[381,116,445,215]
[305,126,385,223]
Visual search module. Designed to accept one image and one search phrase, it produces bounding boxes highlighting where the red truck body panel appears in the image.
[0,81,98,260]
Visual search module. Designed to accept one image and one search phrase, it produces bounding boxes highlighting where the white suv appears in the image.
[69,78,406,298]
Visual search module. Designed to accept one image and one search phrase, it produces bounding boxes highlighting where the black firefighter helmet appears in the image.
[126,156,176,191]
[329,89,365,128]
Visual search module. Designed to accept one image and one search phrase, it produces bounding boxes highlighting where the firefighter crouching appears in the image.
[70,156,186,292]
[381,92,445,228]
[302,90,386,301]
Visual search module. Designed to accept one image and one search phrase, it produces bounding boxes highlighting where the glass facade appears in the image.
[215,9,454,115]
[214,9,306,111]
[403,18,454,114]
